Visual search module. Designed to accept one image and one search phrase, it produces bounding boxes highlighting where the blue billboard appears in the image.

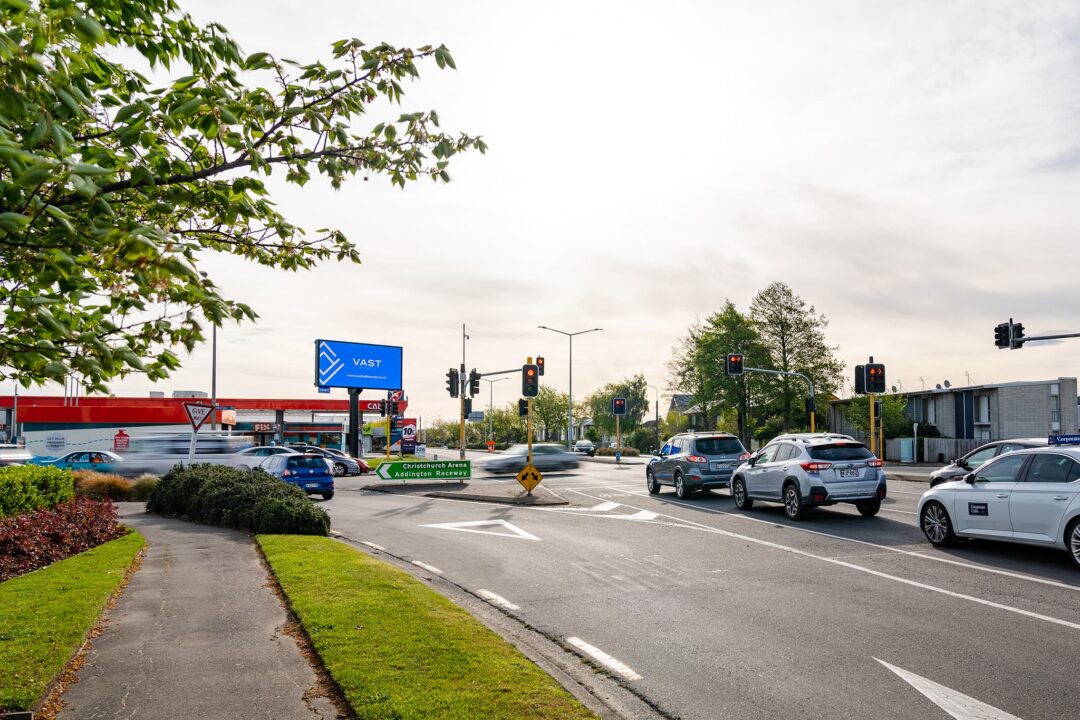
[315,340,403,391]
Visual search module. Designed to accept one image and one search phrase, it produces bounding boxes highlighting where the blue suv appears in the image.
[258,453,335,500]
[647,433,750,499]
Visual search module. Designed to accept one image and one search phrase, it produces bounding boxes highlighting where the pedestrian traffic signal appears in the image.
[446,368,459,398]
[463,398,472,416]
[854,365,866,395]
[536,356,545,376]
[390,416,401,431]
[725,353,744,376]
[994,322,1010,349]
[612,397,627,416]
[1011,322,1025,350]
[469,369,481,396]
[519,399,528,417]
[522,364,539,397]
[866,364,886,394]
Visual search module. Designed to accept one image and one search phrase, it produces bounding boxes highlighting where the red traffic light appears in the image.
[612,397,627,416]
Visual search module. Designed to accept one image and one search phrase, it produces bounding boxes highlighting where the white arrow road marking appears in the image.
[876,659,1023,720]
[567,637,642,681]
[422,519,541,541]
[411,561,442,574]
[477,589,520,610]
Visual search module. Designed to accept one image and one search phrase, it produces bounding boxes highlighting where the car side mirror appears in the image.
[964,472,976,484]
[747,456,757,467]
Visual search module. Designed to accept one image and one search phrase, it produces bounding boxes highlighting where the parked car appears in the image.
[731,434,886,520]
[30,450,125,472]
[230,445,299,470]
[484,444,579,474]
[917,445,1080,569]
[257,453,335,500]
[573,440,595,456]
[647,432,749,498]
[929,438,1047,487]
[289,445,368,476]
[0,444,34,467]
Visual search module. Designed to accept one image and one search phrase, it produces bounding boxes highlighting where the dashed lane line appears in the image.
[603,487,1080,593]
[566,637,643,681]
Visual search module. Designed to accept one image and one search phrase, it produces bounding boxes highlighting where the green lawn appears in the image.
[258,535,596,720]
[0,531,145,711]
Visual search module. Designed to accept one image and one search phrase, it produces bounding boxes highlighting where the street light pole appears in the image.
[647,384,660,452]
[538,326,603,450]
[210,324,218,430]
[483,377,508,447]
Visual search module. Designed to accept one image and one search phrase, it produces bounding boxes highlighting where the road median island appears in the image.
[0,530,145,714]
[257,535,597,720]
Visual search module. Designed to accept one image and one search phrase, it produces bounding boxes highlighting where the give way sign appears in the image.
[184,403,213,431]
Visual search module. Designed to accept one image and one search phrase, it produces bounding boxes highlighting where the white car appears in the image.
[917,445,1080,569]
[229,445,299,470]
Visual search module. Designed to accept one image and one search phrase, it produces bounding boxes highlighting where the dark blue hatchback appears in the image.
[258,453,335,500]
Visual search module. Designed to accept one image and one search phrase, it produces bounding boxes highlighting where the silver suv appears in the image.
[646,433,749,499]
[731,433,887,519]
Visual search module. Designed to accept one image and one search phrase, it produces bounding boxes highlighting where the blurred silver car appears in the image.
[485,444,580,474]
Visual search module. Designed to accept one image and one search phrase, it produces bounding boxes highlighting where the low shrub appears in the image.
[0,465,75,518]
[73,471,134,501]
[595,447,641,457]
[0,497,127,581]
[129,474,159,501]
[146,464,329,536]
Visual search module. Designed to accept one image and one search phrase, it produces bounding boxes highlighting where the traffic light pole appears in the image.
[527,398,533,468]
[741,367,816,433]
[868,392,876,455]
[459,324,467,460]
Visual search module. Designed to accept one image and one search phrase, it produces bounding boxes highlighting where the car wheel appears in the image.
[646,468,660,495]
[674,471,693,499]
[732,477,753,510]
[1066,518,1080,571]
[855,498,881,517]
[783,483,804,520]
[333,463,346,477]
[321,491,335,500]
[237,464,250,471]
[920,501,956,547]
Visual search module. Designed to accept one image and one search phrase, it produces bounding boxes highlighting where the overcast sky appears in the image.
[21,0,1080,419]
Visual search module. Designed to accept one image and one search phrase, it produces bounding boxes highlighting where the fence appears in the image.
[884,437,981,464]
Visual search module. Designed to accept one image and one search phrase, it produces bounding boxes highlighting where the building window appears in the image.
[923,397,936,425]
[1051,387,1061,430]
[974,394,990,424]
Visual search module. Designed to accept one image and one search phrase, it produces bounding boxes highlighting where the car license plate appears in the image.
[839,469,861,478]
[710,462,729,471]
[305,482,320,488]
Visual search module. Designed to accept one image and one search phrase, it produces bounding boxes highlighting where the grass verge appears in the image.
[0,531,145,712]
[258,535,597,720]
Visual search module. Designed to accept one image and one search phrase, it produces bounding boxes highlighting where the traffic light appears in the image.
[519,399,528,417]
[725,353,744,376]
[522,364,539,397]
[865,364,886,394]
[469,369,480,396]
[390,416,401,431]
[874,400,883,418]
[994,322,1010,349]
[463,398,473,416]
[612,397,627,416]
[854,365,866,395]
[446,368,459,398]
[536,356,545,376]
[378,400,388,417]
[805,397,816,414]
[1011,322,1025,350]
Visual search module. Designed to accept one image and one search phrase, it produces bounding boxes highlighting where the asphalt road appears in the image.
[328,458,1079,720]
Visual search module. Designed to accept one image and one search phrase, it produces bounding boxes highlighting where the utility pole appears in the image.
[459,323,468,460]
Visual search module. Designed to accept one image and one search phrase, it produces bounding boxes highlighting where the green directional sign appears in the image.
[375,460,471,481]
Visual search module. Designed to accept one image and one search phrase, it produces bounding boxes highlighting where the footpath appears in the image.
[56,504,339,720]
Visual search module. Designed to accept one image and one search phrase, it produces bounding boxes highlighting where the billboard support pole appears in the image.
[347,388,360,458]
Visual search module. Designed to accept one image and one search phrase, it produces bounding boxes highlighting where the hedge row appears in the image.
[0,497,127,581]
[146,464,329,536]
[72,471,159,502]
[595,447,641,457]
[0,465,75,518]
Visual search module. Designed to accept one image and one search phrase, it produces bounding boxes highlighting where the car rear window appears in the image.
[809,444,873,461]
[288,456,329,468]
[694,438,744,455]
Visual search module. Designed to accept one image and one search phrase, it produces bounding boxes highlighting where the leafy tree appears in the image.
[584,374,648,436]
[749,282,843,432]
[0,0,483,391]
[843,394,910,440]
[530,385,569,441]
[488,404,525,445]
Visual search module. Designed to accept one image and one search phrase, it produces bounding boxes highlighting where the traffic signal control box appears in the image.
[612,397,627,416]
[522,364,539,397]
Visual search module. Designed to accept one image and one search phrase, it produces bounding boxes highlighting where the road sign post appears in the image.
[183,402,213,461]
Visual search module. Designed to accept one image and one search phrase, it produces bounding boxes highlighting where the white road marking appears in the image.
[608,488,1080,593]
[411,560,443,574]
[566,636,642,681]
[880,507,917,515]
[422,519,541,541]
[361,541,386,551]
[590,501,620,512]
[624,510,659,521]
[891,490,928,496]
[876,658,1023,719]
[477,589,520,610]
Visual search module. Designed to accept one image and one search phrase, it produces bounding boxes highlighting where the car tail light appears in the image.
[687,455,708,463]
[812,491,828,503]
[867,459,883,467]
[738,453,751,462]
[800,462,832,472]
[877,487,887,498]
